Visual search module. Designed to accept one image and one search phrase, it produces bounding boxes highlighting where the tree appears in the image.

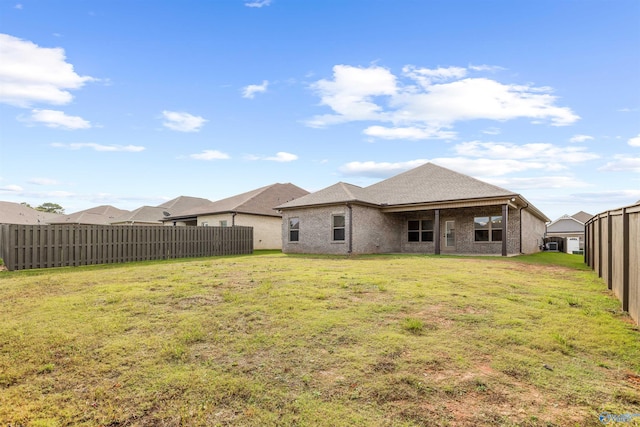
[21,202,33,208]
[36,203,65,214]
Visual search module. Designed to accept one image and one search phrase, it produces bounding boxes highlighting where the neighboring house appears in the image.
[156,196,214,223]
[0,201,60,224]
[546,211,592,253]
[276,163,549,256]
[47,205,131,225]
[164,183,309,250]
[110,206,170,225]
[109,196,215,225]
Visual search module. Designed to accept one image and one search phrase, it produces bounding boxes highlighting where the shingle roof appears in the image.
[367,163,516,205]
[168,183,309,219]
[0,201,60,224]
[571,211,593,224]
[277,163,517,209]
[47,205,131,225]
[110,206,169,224]
[157,196,214,212]
[276,182,379,209]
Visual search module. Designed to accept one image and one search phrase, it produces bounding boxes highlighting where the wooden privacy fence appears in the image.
[584,202,640,325]
[0,224,253,271]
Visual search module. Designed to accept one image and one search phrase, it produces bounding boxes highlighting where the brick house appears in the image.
[276,163,549,256]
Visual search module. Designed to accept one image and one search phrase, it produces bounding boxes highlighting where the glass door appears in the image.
[445,220,455,248]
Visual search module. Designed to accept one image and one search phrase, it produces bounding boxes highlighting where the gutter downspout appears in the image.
[518,198,529,254]
[347,203,353,254]
[231,212,237,226]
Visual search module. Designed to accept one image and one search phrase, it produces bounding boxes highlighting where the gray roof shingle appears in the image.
[47,205,131,225]
[0,201,61,224]
[168,183,309,219]
[278,163,517,209]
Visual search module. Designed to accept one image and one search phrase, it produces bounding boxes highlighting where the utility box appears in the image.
[566,237,580,254]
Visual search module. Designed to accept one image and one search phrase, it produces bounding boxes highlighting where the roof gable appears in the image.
[546,215,585,232]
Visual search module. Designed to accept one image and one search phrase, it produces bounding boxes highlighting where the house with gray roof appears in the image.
[110,206,170,225]
[276,163,549,256]
[164,183,309,250]
[546,211,592,253]
[0,201,60,225]
[47,205,130,225]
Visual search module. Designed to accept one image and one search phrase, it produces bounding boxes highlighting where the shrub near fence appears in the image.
[0,224,253,271]
[585,202,640,325]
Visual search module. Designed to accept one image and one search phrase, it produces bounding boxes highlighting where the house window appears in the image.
[332,215,345,241]
[219,220,227,227]
[289,217,300,242]
[408,220,434,242]
[474,216,502,242]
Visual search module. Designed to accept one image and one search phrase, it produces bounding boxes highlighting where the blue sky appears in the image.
[1,0,639,220]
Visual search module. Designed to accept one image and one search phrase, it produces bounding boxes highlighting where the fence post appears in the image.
[622,207,630,312]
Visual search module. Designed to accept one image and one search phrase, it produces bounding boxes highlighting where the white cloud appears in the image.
[482,127,501,135]
[455,141,600,164]
[245,0,271,7]
[28,109,91,129]
[429,157,547,177]
[0,184,23,192]
[51,142,145,152]
[161,110,207,132]
[306,64,579,136]
[402,65,467,87]
[363,125,456,140]
[598,155,640,172]
[28,177,58,185]
[569,134,593,143]
[569,189,640,204]
[189,150,230,160]
[0,34,94,107]
[264,152,298,162]
[339,159,428,178]
[14,4,23,9]
[628,134,640,147]
[307,65,397,127]
[486,176,589,190]
[340,157,547,179]
[242,80,269,99]
[468,64,506,72]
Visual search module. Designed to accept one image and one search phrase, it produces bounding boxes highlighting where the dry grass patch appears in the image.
[0,252,638,426]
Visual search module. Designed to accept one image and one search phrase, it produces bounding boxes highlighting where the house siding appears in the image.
[521,208,546,254]
[198,213,281,250]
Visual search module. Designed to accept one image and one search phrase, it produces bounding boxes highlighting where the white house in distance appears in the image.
[546,211,592,253]
[163,183,309,250]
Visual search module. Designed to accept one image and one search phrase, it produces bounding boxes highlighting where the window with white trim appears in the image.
[474,216,502,242]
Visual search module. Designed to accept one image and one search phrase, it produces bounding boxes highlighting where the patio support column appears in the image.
[502,204,508,256]
[434,209,441,255]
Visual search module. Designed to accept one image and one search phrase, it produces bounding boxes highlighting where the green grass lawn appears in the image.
[0,252,638,426]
